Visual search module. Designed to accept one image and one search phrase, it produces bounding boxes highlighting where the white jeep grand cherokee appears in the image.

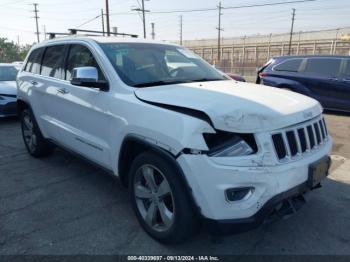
[17,37,332,243]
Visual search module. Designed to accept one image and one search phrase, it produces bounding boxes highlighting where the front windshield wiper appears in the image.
[133,80,190,88]
[190,78,225,82]
[133,78,225,88]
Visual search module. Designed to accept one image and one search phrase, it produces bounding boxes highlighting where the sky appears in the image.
[0,0,349,45]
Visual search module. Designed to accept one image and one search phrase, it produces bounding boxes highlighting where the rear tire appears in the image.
[20,108,53,158]
[129,151,198,244]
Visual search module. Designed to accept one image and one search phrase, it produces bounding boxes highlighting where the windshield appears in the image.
[0,66,18,81]
[100,43,226,87]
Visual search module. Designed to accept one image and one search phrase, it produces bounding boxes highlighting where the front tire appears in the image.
[21,108,53,158]
[129,151,198,244]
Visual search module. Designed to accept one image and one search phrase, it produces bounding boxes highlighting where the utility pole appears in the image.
[105,0,110,36]
[101,9,105,36]
[287,8,295,55]
[216,2,223,62]
[17,35,20,46]
[179,15,183,45]
[141,0,146,38]
[151,22,155,40]
[132,0,149,39]
[32,3,40,43]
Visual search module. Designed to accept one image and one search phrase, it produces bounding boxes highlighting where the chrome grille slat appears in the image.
[304,127,311,151]
[319,120,326,140]
[271,117,329,161]
[294,129,302,154]
[281,132,291,158]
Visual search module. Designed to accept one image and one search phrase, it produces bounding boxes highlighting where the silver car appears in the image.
[0,63,18,117]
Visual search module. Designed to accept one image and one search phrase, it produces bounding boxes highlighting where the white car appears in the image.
[17,37,332,243]
[0,63,18,117]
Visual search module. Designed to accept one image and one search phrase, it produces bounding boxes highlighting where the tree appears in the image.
[0,38,31,63]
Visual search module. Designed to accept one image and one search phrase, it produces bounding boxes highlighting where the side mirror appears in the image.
[70,67,108,91]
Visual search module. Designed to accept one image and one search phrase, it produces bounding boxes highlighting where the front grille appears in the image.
[271,116,329,161]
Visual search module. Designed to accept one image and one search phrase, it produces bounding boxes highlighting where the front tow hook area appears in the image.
[265,194,307,223]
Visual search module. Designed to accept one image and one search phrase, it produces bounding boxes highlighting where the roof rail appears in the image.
[68,29,138,38]
[46,29,138,40]
[47,32,71,39]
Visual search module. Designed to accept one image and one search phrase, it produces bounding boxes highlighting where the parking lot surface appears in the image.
[0,113,350,255]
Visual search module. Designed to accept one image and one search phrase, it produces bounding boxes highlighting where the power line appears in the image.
[0,0,27,7]
[76,14,101,28]
[147,0,316,14]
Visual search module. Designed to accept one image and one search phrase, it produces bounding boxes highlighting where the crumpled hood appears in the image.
[0,81,17,95]
[134,80,323,133]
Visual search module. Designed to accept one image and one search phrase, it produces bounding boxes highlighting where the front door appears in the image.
[52,44,112,168]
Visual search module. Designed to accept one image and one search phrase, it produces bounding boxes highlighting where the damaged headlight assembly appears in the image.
[203,130,257,157]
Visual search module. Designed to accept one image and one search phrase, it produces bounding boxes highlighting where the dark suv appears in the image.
[257,55,350,112]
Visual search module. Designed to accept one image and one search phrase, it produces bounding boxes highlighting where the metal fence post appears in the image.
[313,41,316,54]
[231,45,234,73]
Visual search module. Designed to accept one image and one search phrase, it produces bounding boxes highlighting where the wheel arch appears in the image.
[117,135,202,216]
[17,99,30,115]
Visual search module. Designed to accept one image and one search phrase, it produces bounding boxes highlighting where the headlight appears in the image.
[203,131,257,157]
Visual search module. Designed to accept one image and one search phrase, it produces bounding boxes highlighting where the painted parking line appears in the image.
[329,155,350,183]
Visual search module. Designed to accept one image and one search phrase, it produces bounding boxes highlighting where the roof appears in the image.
[35,35,180,47]
[273,55,350,60]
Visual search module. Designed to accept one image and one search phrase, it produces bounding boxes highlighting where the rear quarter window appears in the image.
[24,48,44,74]
[304,58,341,77]
[273,58,302,72]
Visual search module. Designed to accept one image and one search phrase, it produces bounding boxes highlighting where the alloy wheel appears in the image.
[22,113,37,153]
[134,164,175,232]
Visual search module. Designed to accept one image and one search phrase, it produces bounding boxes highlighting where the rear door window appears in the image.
[24,48,44,74]
[344,59,350,77]
[274,58,303,72]
[41,45,66,79]
[304,58,341,77]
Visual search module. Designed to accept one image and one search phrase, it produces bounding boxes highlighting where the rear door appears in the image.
[336,58,350,111]
[18,47,57,137]
[298,57,342,109]
[38,44,68,140]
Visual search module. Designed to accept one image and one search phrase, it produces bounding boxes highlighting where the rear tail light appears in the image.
[259,72,268,78]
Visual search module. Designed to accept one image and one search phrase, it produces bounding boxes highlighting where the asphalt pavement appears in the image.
[0,113,349,255]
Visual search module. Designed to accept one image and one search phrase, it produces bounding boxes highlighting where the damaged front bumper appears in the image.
[176,136,332,233]
[202,182,312,235]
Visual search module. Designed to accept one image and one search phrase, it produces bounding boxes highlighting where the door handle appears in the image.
[30,80,38,86]
[328,77,338,81]
[57,88,69,94]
